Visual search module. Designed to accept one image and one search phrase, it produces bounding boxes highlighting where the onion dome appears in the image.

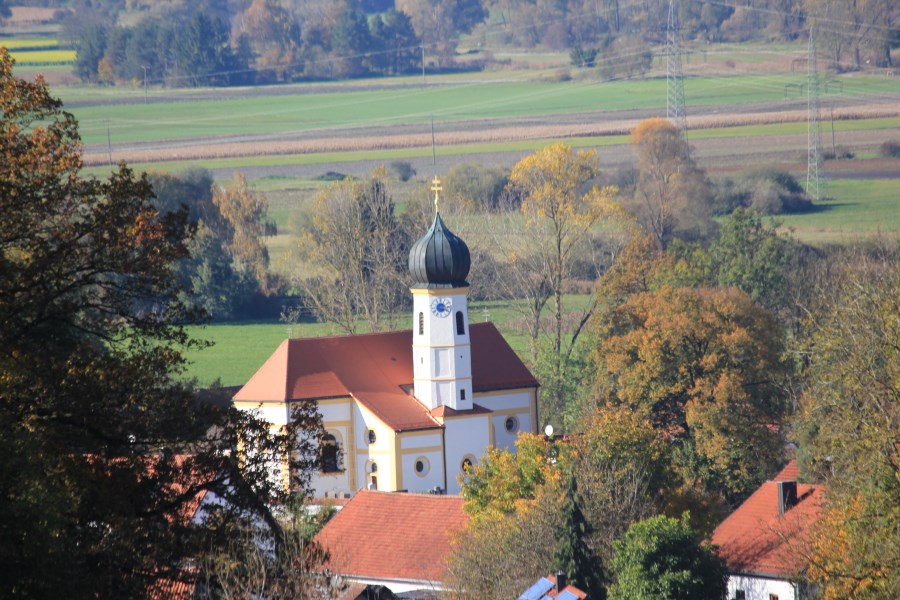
[408,211,470,288]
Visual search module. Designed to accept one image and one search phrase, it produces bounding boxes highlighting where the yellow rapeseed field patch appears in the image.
[8,49,75,64]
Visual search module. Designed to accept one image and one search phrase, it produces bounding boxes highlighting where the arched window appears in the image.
[320,433,340,473]
[455,311,465,335]
[418,312,424,335]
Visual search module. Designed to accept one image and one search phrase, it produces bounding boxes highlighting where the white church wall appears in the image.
[727,574,799,600]
[234,401,291,427]
[398,430,444,492]
[305,397,354,499]
[352,402,399,492]
[443,414,491,494]
[476,389,536,452]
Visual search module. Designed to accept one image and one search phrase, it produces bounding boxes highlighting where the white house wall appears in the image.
[728,574,799,600]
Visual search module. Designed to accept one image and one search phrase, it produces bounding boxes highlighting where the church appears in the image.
[233,182,539,496]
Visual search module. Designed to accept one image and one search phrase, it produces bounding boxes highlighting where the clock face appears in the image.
[431,297,452,318]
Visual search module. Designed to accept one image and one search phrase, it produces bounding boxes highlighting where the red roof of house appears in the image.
[712,461,825,578]
[314,491,469,584]
[234,322,537,432]
[774,460,800,481]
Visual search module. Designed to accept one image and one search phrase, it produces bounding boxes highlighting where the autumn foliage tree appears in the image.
[507,143,622,427]
[796,247,900,599]
[0,50,323,598]
[627,118,715,249]
[594,285,790,504]
[293,171,408,333]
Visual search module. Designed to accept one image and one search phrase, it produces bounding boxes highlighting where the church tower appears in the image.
[408,179,473,411]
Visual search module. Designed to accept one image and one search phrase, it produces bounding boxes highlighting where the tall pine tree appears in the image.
[554,474,605,598]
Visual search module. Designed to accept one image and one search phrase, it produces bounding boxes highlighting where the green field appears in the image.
[65,74,899,147]
[776,179,900,245]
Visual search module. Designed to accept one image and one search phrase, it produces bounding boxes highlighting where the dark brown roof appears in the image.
[314,491,468,584]
[235,322,537,432]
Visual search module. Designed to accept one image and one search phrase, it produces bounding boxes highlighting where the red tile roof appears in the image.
[314,491,469,584]
[235,322,537,432]
[774,460,800,481]
[712,461,825,578]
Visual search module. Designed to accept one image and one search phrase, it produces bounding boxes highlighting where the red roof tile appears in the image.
[712,461,824,577]
[314,491,469,584]
[235,322,537,432]
[774,460,800,481]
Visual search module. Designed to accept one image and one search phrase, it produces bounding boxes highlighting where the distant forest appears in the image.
[11,0,898,86]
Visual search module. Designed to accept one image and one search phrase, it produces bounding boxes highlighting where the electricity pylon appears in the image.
[807,25,824,201]
[666,0,688,140]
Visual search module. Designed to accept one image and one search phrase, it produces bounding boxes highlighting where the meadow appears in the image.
[65,74,899,148]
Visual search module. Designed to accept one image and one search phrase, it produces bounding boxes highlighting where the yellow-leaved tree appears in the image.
[507,143,623,428]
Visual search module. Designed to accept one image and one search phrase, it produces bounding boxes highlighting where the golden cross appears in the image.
[431,176,442,212]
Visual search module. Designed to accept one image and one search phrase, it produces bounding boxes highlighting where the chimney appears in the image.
[555,571,567,593]
[778,480,798,515]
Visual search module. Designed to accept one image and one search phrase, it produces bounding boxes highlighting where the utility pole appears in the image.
[141,65,148,103]
[421,44,426,85]
[807,25,824,201]
[106,118,112,165]
[666,0,687,140]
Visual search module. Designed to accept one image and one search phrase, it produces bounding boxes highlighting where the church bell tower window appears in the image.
[455,311,465,335]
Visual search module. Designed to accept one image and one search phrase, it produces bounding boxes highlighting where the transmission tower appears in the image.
[807,25,824,201]
[666,0,688,139]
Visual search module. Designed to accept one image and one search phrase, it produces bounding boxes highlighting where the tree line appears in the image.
[55,0,900,87]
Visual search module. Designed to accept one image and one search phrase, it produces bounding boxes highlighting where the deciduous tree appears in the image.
[627,118,715,249]
[796,246,900,598]
[0,50,322,598]
[507,143,621,427]
[293,171,408,333]
[595,285,790,503]
[608,513,727,600]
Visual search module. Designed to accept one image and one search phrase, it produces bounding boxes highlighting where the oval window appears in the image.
[367,429,376,444]
[414,457,429,477]
[505,416,519,433]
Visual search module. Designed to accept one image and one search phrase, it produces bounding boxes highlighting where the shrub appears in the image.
[389,161,416,182]
[712,168,812,216]
[879,140,900,157]
[443,163,510,212]
[822,145,854,160]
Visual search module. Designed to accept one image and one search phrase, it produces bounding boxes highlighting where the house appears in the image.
[712,460,825,600]
[519,573,588,599]
[313,490,469,596]
[234,182,539,496]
